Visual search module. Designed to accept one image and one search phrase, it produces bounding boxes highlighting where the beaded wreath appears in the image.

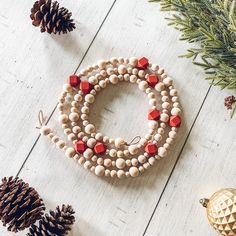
[39,57,182,178]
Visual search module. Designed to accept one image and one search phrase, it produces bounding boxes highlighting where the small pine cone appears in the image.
[0,176,45,232]
[27,204,75,236]
[224,95,236,110]
[30,0,76,34]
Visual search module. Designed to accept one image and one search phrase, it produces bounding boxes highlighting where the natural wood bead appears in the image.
[105,169,111,177]
[145,134,152,140]
[58,114,68,124]
[110,170,117,178]
[88,76,98,85]
[83,120,89,126]
[148,157,156,166]
[126,159,131,167]
[131,158,138,166]
[126,172,131,177]
[132,68,138,75]
[129,57,138,67]
[155,82,165,92]
[109,74,119,84]
[154,134,162,142]
[151,64,159,71]
[172,96,179,102]
[139,138,147,146]
[85,124,95,134]
[65,147,75,158]
[171,107,181,115]
[170,89,177,96]
[85,94,95,103]
[162,96,169,102]
[82,136,89,142]
[138,155,146,164]
[138,70,146,78]
[52,136,59,143]
[138,81,148,91]
[169,131,177,139]
[117,170,125,179]
[64,128,71,135]
[110,57,118,65]
[162,102,170,109]
[164,143,170,149]
[103,136,109,143]
[40,126,51,136]
[166,138,174,144]
[69,112,79,122]
[158,147,167,157]
[63,84,72,92]
[117,150,124,158]
[129,167,139,177]
[104,158,112,167]
[118,65,127,75]
[148,92,155,99]
[109,149,117,157]
[160,113,169,123]
[56,140,65,149]
[98,60,106,69]
[149,98,157,106]
[173,102,180,108]
[97,157,103,165]
[78,156,86,165]
[118,57,124,63]
[78,132,85,139]
[74,94,82,102]
[124,150,130,157]
[106,68,114,75]
[139,166,145,173]
[115,138,126,148]
[95,133,103,141]
[158,128,165,134]
[130,75,137,83]
[128,145,139,155]
[91,155,97,162]
[68,133,76,141]
[116,158,126,169]
[87,138,96,148]
[148,120,158,129]
[84,161,92,169]
[84,148,93,159]
[143,162,150,169]
[99,80,106,88]
[90,166,95,172]
[124,74,130,81]
[163,77,173,87]
[160,122,166,128]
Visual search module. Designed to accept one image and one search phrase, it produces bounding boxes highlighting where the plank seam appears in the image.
[142,85,212,236]
[16,0,117,177]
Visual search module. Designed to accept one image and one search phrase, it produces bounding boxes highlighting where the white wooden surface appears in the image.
[0,0,235,235]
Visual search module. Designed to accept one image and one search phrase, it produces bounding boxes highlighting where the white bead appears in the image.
[118,65,127,75]
[116,158,126,169]
[98,60,106,69]
[104,158,112,167]
[148,92,155,99]
[149,99,157,106]
[166,137,174,144]
[110,57,118,65]
[171,107,181,116]
[129,167,139,177]
[84,161,92,169]
[170,89,177,96]
[138,70,145,78]
[65,148,75,158]
[160,113,169,122]
[88,76,98,85]
[173,102,180,108]
[158,147,167,157]
[95,133,103,141]
[162,102,170,109]
[87,138,96,148]
[95,165,105,176]
[85,124,95,134]
[63,84,72,92]
[117,170,125,179]
[117,150,124,158]
[83,148,93,159]
[106,68,114,76]
[109,74,119,84]
[129,57,138,67]
[85,94,95,103]
[128,145,139,155]
[114,137,126,148]
[124,74,130,81]
[109,149,117,157]
[130,75,137,83]
[58,114,68,124]
[40,126,51,136]
[151,64,159,71]
[154,133,162,142]
[148,120,158,129]
[139,138,147,146]
[56,140,65,149]
[81,106,89,114]
[149,157,156,166]
[131,158,138,166]
[155,82,165,91]
[69,112,79,122]
[169,131,177,139]
[158,128,164,134]
[68,133,76,141]
[99,80,106,88]
[163,77,173,87]
[138,155,146,164]
[138,81,148,91]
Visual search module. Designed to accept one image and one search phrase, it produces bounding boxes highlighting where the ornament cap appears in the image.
[199,198,209,208]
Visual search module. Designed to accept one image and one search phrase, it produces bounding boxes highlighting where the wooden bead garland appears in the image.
[39,57,182,178]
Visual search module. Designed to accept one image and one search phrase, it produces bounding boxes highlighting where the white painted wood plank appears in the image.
[145,87,236,236]
[0,0,114,178]
[13,0,212,235]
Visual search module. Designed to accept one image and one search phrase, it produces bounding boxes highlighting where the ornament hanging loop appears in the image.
[36,110,45,129]
[126,136,141,146]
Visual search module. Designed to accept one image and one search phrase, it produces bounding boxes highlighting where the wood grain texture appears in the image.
[145,87,236,236]
[0,0,114,177]
[1,0,234,236]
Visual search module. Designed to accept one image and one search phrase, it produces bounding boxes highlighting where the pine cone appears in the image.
[224,95,236,110]
[0,176,45,232]
[27,204,75,236]
[30,0,76,34]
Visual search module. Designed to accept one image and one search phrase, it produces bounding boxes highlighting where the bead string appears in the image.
[39,57,182,178]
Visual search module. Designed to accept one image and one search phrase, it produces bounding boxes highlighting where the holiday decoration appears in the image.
[38,57,182,178]
[200,188,236,236]
[30,0,75,34]
[151,0,236,117]
[27,204,75,236]
[0,176,45,232]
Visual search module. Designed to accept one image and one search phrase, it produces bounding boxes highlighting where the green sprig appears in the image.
[150,0,236,116]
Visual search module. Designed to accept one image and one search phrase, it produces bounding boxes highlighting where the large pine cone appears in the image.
[0,176,45,232]
[30,0,76,34]
[28,204,75,236]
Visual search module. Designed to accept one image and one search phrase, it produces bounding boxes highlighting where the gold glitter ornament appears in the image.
[200,188,236,236]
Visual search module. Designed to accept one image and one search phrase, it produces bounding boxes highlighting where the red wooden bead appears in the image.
[145,142,158,155]
[169,115,181,127]
[137,57,149,69]
[69,75,80,87]
[80,81,93,94]
[94,142,107,155]
[147,74,159,87]
[148,109,161,120]
[75,140,87,154]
